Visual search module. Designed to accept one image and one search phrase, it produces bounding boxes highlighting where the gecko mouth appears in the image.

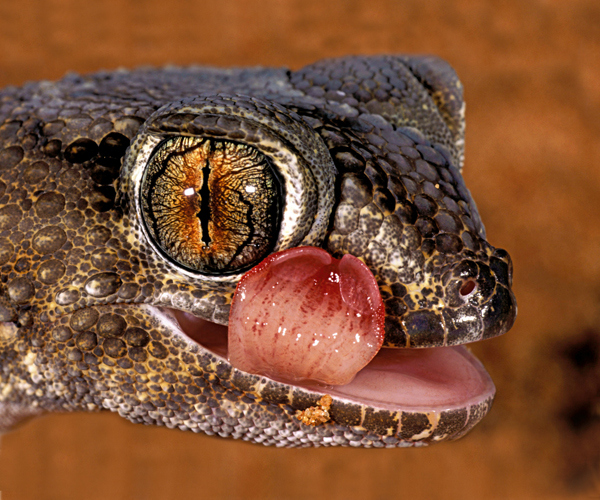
[170,309,495,413]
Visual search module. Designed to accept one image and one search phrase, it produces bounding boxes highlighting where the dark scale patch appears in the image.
[69,308,99,331]
[34,192,65,218]
[76,331,98,351]
[364,161,388,189]
[7,277,34,304]
[423,181,443,200]
[91,161,120,186]
[415,217,438,238]
[0,121,22,141]
[362,408,398,435]
[416,144,446,166]
[128,347,148,363]
[42,139,62,157]
[98,132,130,158]
[318,127,349,148]
[399,412,432,440]
[149,341,168,359]
[0,205,23,231]
[64,138,99,164]
[442,195,460,213]
[90,249,118,270]
[397,127,427,145]
[461,232,476,251]
[0,146,24,170]
[435,233,463,254]
[96,313,127,338]
[214,361,232,380]
[55,287,80,306]
[415,159,439,182]
[231,371,259,393]
[23,161,49,184]
[373,188,396,214]
[435,211,461,234]
[14,257,30,273]
[124,327,149,347]
[327,400,362,428]
[475,263,496,301]
[256,381,290,405]
[88,185,116,212]
[37,259,66,284]
[481,285,515,340]
[84,272,122,297]
[32,226,66,254]
[332,148,365,173]
[385,297,408,316]
[0,238,14,265]
[386,152,412,175]
[413,194,437,217]
[404,309,445,347]
[0,299,17,322]
[400,146,420,160]
[42,120,65,137]
[489,256,511,288]
[384,316,408,346]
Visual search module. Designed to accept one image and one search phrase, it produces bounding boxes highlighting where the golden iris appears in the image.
[141,136,281,274]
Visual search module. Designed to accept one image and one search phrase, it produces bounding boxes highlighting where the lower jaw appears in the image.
[168,308,496,413]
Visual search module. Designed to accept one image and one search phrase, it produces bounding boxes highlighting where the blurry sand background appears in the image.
[0,0,599,498]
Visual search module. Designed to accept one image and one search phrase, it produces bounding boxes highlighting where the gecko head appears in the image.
[0,56,516,445]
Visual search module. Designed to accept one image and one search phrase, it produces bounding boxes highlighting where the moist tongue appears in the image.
[227,247,386,386]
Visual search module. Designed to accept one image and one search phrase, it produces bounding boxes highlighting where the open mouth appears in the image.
[169,308,495,414]
[134,245,503,443]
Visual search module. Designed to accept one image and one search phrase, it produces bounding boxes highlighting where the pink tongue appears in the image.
[227,247,385,386]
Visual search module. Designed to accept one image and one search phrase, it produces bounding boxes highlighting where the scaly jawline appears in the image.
[154,307,496,414]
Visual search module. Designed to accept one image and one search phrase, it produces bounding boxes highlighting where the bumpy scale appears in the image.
[0,56,516,447]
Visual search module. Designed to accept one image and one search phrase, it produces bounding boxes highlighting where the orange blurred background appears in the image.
[0,0,599,498]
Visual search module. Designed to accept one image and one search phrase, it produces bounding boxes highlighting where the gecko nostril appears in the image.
[459,280,477,297]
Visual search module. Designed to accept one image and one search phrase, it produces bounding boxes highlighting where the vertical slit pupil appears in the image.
[141,136,282,275]
[198,159,212,247]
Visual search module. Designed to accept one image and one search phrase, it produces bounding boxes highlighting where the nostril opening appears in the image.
[459,280,477,297]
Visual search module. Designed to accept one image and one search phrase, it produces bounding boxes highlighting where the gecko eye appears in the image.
[140,136,282,275]
[125,94,336,281]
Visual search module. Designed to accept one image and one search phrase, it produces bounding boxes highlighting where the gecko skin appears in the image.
[0,56,515,447]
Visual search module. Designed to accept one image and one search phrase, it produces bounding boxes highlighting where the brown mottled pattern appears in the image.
[0,56,515,446]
